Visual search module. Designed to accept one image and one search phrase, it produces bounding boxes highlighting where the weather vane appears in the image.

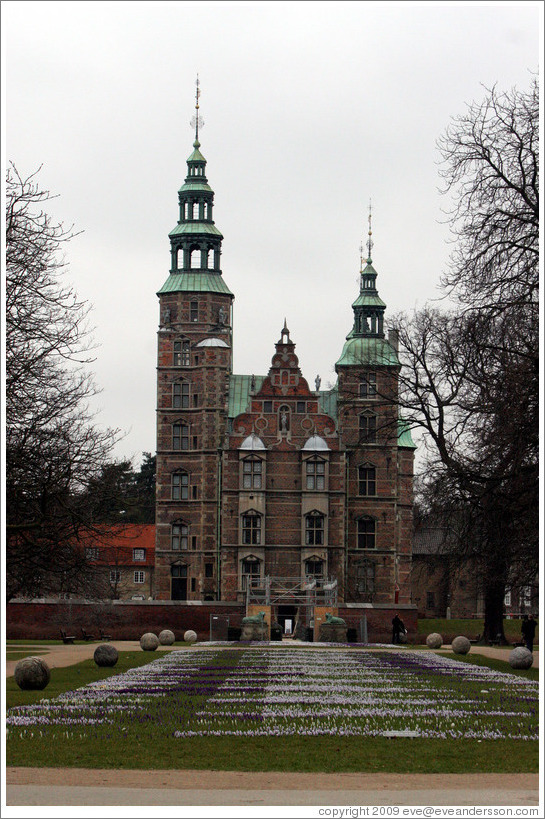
[190,74,205,145]
[367,199,373,262]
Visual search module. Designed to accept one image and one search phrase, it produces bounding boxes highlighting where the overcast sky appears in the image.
[4,1,540,467]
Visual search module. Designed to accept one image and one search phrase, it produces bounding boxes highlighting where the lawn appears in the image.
[417,618,533,643]
[6,646,538,773]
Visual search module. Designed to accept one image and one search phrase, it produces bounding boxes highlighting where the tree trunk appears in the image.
[482,576,507,644]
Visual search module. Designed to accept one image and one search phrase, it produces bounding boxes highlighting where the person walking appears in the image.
[521,614,537,652]
[392,613,406,644]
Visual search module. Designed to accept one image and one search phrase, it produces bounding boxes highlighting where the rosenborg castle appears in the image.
[153,94,415,624]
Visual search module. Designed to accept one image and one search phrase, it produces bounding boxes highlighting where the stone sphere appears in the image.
[426,632,443,649]
[184,629,197,644]
[93,644,119,667]
[140,632,159,651]
[509,646,534,669]
[452,636,471,655]
[14,656,51,690]
[159,629,175,646]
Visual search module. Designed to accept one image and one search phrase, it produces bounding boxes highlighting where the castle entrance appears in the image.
[276,604,298,636]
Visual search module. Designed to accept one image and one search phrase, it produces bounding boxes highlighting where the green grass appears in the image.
[5,649,538,773]
[6,651,48,661]
[417,618,533,642]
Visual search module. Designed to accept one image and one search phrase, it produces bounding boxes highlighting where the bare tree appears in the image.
[381,78,539,641]
[5,165,121,601]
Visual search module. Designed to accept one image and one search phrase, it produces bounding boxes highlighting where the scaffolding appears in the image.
[245,576,338,609]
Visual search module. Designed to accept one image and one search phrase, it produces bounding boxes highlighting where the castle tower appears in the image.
[155,80,234,600]
[335,211,415,604]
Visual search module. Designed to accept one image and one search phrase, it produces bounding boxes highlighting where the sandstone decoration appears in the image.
[184,630,197,644]
[509,646,533,669]
[159,629,175,645]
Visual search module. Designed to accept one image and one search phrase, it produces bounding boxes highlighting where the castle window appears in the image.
[172,471,189,500]
[359,373,377,399]
[173,340,190,366]
[358,464,376,496]
[134,571,145,584]
[305,558,324,578]
[85,547,99,560]
[241,557,261,590]
[205,562,214,578]
[173,423,189,451]
[305,512,324,546]
[171,522,189,550]
[173,382,190,408]
[357,516,376,549]
[359,413,377,443]
[242,457,262,489]
[242,513,261,545]
[306,459,325,490]
[191,578,196,592]
[426,591,435,610]
[133,548,146,561]
[357,561,375,594]
[296,401,306,413]
[190,300,199,320]
[110,570,121,583]
[263,401,273,413]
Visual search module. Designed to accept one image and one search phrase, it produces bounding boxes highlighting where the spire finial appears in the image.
[367,199,373,263]
[190,74,204,147]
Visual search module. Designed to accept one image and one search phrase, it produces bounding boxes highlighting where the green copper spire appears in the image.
[166,76,224,276]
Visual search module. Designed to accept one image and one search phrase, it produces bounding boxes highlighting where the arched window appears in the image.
[172,471,189,500]
[242,512,261,545]
[305,511,324,546]
[242,457,263,489]
[190,248,201,270]
[173,423,189,451]
[305,458,326,490]
[359,413,377,443]
[357,516,376,549]
[358,464,376,496]
[171,521,189,550]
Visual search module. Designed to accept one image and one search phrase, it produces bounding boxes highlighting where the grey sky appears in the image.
[4,1,540,466]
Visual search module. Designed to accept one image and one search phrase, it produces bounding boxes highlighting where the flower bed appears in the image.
[7,648,538,742]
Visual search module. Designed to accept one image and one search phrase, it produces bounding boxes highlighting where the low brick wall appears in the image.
[7,599,418,644]
[6,599,245,642]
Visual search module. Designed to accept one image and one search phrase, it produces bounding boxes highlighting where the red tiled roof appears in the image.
[82,524,155,567]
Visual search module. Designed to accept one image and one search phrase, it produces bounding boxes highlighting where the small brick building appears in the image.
[154,109,415,631]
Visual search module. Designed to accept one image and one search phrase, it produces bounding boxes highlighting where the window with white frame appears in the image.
[134,571,145,584]
[504,590,512,607]
[133,548,146,561]
[358,464,376,496]
[242,513,261,545]
[357,516,376,549]
[173,340,190,366]
[305,511,324,546]
[85,547,99,560]
[242,457,262,489]
[110,570,121,583]
[171,522,189,550]
[173,423,189,450]
[305,459,325,490]
[173,382,190,408]
[172,471,189,500]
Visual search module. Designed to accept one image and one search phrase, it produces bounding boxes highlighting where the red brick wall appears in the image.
[6,600,244,642]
